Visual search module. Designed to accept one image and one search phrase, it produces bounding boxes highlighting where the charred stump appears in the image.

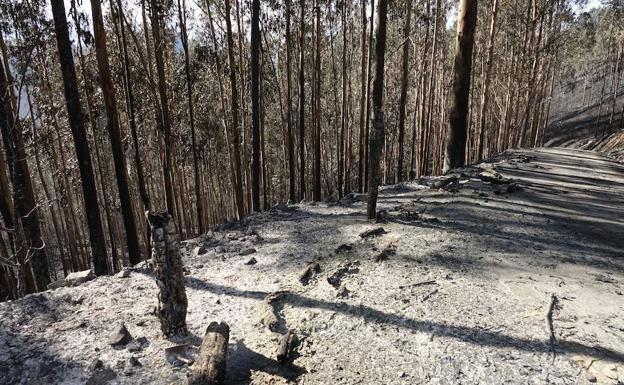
[188,321,230,385]
[147,211,188,337]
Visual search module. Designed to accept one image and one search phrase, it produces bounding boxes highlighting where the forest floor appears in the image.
[1,147,624,385]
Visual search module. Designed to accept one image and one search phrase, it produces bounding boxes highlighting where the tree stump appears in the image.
[188,322,230,385]
[147,211,188,337]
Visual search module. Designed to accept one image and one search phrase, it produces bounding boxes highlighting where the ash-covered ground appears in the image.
[1,148,623,385]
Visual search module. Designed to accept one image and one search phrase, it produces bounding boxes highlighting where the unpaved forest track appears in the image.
[1,147,623,385]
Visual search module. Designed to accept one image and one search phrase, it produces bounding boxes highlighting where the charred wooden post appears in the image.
[147,211,188,337]
[276,329,297,364]
[188,321,230,385]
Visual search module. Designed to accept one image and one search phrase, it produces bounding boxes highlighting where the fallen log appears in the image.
[430,175,458,189]
[188,322,230,385]
[359,227,387,239]
[276,329,298,364]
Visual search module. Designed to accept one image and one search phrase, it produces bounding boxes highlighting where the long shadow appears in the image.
[0,324,85,384]
[227,340,305,385]
[184,278,624,364]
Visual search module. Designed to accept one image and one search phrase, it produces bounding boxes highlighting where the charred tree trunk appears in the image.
[357,0,368,192]
[251,0,261,211]
[443,0,478,173]
[396,0,412,182]
[313,1,322,201]
[298,0,306,201]
[51,0,109,275]
[177,0,203,232]
[476,0,498,160]
[225,0,246,219]
[285,0,296,202]
[367,0,388,220]
[147,212,188,337]
[0,39,47,292]
[90,0,141,265]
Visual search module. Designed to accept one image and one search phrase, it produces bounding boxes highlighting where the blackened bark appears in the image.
[90,0,141,265]
[0,43,49,292]
[367,0,388,220]
[51,0,109,276]
[224,0,246,219]
[397,0,412,182]
[443,0,478,173]
[286,0,296,202]
[251,0,261,212]
[149,0,176,216]
[298,0,306,201]
[147,212,188,337]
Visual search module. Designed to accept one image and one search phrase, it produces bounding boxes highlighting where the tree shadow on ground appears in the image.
[184,277,624,364]
[226,340,306,385]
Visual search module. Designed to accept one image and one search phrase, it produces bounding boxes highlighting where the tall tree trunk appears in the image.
[225,0,246,219]
[251,0,261,211]
[443,0,478,173]
[476,0,498,160]
[0,39,47,292]
[357,0,368,192]
[150,0,177,219]
[314,0,322,201]
[90,0,141,265]
[285,0,296,202]
[176,0,203,231]
[367,0,388,220]
[298,0,306,201]
[363,0,375,192]
[51,0,109,275]
[396,0,412,182]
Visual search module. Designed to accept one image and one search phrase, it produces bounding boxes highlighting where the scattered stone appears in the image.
[88,358,104,373]
[478,170,512,184]
[335,243,353,253]
[360,227,387,239]
[588,374,597,383]
[337,284,350,298]
[299,262,321,285]
[48,269,96,290]
[109,323,133,347]
[117,269,131,279]
[239,248,256,256]
[245,257,258,265]
[506,182,522,193]
[193,245,208,257]
[129,357,142,368]
[86,368,117,385]
[215,246,226,253]
[430,175,458,189]
[126,336,148,352]
[594,274,617,284]
[165,344,198,366]
[328,260,360,288]
[374,243,396,262]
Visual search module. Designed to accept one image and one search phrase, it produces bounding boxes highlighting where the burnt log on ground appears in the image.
[147,211,188,337]
[188,322,230,385]
[276,329,298,364]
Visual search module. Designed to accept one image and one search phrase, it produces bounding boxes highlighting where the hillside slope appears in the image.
[1,148,623,385]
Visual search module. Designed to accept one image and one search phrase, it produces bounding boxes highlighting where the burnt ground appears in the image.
[0,147,623,385]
